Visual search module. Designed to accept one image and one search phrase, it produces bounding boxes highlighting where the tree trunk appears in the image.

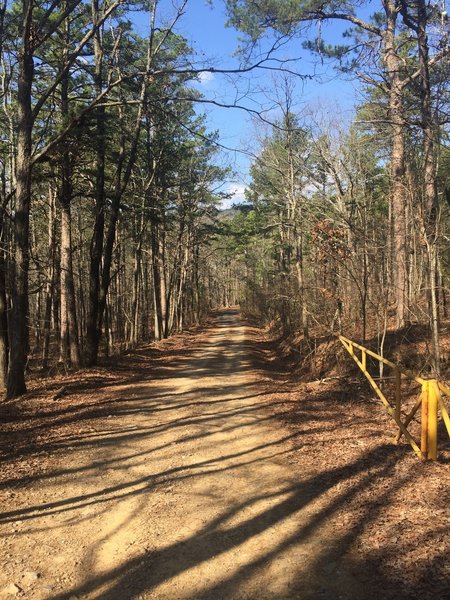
[0,206,8,391]
[0,0,9,391]
[416,0,440,374]
[60,197,81,367]
[151,215,167,340]
[383,1,408,329]
[42,186,57,370]
[6,0,34,398]
[399,0,442,372]
[86,0,106,366]
[59,29,81,368]
[131,205,146,346]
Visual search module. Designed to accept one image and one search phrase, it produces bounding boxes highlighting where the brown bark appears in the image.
[86,0,106,366]
[60,196,81,367]
[42,186,57,370]
[0,0,9,388]
[383,0,409,329]
[131,202,146,346]
[59,19,81,368]
[151,216,168,340]
[415,0,441,373]
[6,0,34,399]
[0,205,8,391]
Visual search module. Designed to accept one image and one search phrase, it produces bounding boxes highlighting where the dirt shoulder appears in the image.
[0,310,449,599]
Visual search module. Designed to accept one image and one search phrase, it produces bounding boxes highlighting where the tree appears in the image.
[245,81,312,336]
[7,0,35,398]
[400,0,448,373]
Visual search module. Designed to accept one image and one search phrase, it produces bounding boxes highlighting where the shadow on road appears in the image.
[1,309,447,600]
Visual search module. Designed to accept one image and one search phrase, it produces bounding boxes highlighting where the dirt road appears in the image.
[0,310,448,599]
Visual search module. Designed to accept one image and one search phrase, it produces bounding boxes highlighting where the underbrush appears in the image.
[259,316,450,385]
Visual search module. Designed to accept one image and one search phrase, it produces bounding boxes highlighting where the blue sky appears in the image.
[135,1,368,205]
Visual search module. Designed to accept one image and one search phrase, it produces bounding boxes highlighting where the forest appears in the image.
[1,3,450,599]
[0,0,449,400]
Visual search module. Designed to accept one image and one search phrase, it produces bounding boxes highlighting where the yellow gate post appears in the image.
[421,381,429,458]
[421,380,439,460]
[427,380,439,461]
[339,335,450,461]
[395,368,401,437]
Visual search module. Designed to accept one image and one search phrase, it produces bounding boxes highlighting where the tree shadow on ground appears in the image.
[0,310,255,467]
[2,309,448,600]
[42,445,448,600]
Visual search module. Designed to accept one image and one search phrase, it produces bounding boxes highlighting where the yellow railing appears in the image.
[339,335,450,461]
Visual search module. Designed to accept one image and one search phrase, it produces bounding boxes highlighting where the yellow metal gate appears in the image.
[339,336,450,461]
